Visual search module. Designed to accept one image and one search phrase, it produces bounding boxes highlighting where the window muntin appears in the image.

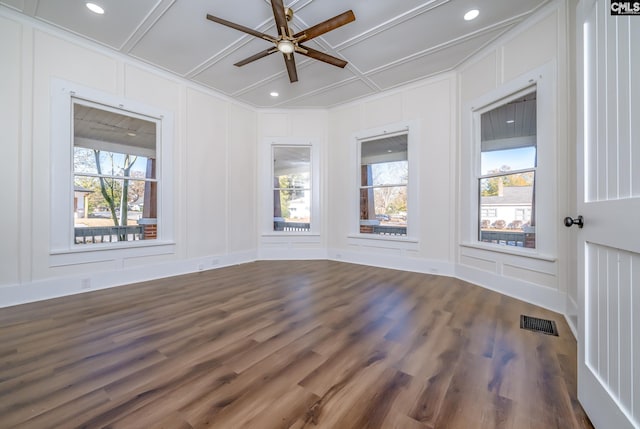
[72,101,158,244]
[272,146,311,232]
[359,135,408,236]
[478,91,536,248]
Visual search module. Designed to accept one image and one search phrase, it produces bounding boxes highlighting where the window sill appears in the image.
[50,240,176,266]
[260,233,321,245]
[261,232,320,237]
[261,231,320,237]
[460,242,556,262]
[348,234,419,250]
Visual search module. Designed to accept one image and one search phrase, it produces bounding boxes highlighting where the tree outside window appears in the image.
[73,102,157,244]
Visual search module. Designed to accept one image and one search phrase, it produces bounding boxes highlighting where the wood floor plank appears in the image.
[0,260,593,428]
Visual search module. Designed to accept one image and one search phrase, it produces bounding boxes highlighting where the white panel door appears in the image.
[577,1,640,428]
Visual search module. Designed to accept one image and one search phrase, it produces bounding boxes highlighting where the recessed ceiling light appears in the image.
[86,2,105,14]
[464,9,479,21]
[127,132,137,137]
[506,120,515,124]
[270,91,279,97]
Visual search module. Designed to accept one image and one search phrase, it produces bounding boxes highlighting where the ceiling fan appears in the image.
[206,0,355,83]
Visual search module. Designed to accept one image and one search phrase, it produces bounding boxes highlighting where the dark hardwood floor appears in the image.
[0,260,593,428]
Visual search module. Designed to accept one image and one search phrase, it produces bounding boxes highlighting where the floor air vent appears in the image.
[520,315,558,336]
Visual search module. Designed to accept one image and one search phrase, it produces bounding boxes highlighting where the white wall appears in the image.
[457,2,573,315]
[0,14,257,306]
[326,74,457,275]
[256,109,329,259]
[0,15,21,288]
[1,2,577,319]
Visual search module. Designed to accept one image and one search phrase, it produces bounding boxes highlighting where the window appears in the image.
[463,64,554,258]
[261,138,319,236]
[478,90,536,248]
[480,208,497,218]
[514,208,531,221]
[50,79,174,262]
[272,146,311,232]
[359,134,408,237]
[73,101,158,244]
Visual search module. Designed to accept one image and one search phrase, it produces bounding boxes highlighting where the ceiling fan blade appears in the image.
[283,54,298,83]
[293,10,355,42]
[234,48,278,67]
[297,45,348,68]
[206,14,276,42]
[270,0,289,37]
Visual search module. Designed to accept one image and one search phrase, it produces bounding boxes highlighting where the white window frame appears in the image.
[50,79,175,265]
[349,121,419,246]
[260,138,320,236]
[461,63,556,259]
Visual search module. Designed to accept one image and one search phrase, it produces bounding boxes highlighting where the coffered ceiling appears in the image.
[1,0,551,108]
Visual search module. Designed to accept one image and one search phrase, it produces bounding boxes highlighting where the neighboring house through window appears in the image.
[478,90,537,248]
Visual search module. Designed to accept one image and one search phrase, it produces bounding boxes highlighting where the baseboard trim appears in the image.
[1,250,568,320]
[455,264,566,314]
[0,250,256,309]
[565,295,578,338]
[327,247,455,278]
[257,247,328,260]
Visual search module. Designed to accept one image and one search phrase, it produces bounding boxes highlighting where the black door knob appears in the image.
[564,216,584,228]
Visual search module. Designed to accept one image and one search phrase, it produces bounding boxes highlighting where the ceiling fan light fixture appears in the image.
[277,40,295,54]
[86,2,105,14]
[464,9,479,21]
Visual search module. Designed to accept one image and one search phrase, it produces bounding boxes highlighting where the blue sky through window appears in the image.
[481,146,536,175]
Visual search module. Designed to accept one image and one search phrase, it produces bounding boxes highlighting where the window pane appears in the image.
[359,185,407,236]
[73,147,98,174]
[359,134,408,236]
[74,147,151,178]
[478,172,535,248]
[273,146,311,188]
[371,186,407,224]
[73,176,155,243]
[274,190,310,221]
[360,136,408,186]
[367,161,408,186]
[481,146,536,176]
[273,146,311,232]
[74,103,156,177]
[480,91,536,175]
